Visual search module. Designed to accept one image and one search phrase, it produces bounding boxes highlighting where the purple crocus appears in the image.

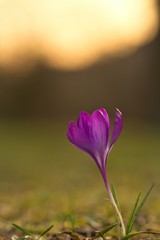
[67,108,125,236]
[67,108,123,188]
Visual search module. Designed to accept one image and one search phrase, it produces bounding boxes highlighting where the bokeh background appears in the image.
[0,0,160,235]
[0,0,160,120]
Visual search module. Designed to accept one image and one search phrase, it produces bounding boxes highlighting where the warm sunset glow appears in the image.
[0,0,159,70]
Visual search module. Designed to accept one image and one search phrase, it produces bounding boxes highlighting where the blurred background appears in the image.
[0,0,160,234]
[0,0,159,120]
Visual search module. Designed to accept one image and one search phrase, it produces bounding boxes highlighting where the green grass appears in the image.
[0,119,160,237]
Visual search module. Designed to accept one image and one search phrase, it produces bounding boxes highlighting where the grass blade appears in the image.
[111,184,120,210]
[127,183,155,234]
[93,222,118,239]
[12,223,35,237]
[126,192,141,235]
[122,230,160,240]
[98,222,118,235]
[37,224,54,239]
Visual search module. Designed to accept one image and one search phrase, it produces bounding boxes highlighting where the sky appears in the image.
[0,0,159,70]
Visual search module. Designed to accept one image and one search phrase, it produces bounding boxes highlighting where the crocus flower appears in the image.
[67,108,123,189]
[67,108,125,236]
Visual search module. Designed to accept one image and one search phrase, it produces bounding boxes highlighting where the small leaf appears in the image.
[111,184,120,210]
[37,224,54,239]
[122,230,160,240]
[93,222,118,239]
[96,231,106,240]
[127,183,155,234]
[126,192,141,235]
[12,223,35,237]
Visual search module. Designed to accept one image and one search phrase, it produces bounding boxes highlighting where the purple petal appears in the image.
[77,112,91,136]
[67,121,80,146]
[67,121,84,147]
[109,108,123,149]
[98,108,110,129]
[67,120,93,157]
[90,109,110,162]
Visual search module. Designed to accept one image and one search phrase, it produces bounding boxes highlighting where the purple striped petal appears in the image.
[67,120,89,151]
[77,112,91,136]
[67,119,97,161]
[109,109,123,150]
[98,108,110,130]
[90,109,110,164]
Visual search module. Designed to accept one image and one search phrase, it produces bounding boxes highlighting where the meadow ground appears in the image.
[0,119,160,239]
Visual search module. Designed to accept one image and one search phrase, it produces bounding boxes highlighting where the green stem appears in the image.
[104,174,126,238]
